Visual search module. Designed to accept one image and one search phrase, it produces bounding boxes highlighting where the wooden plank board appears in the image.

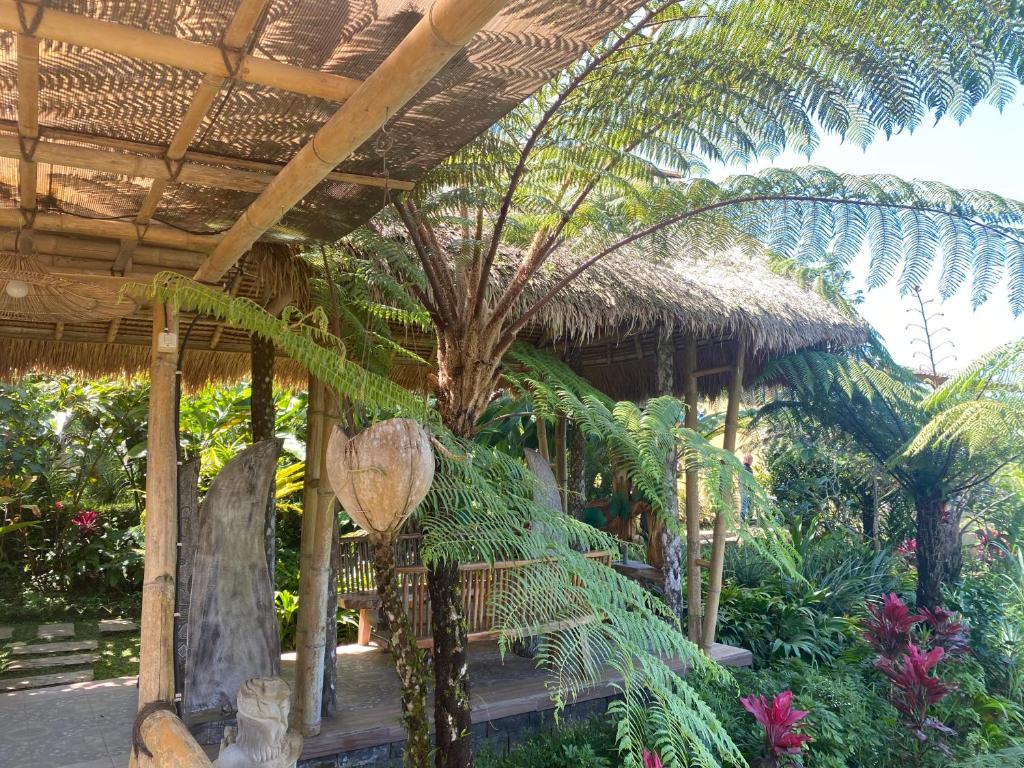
[7,652,97,671]
[1,669,94,691]
[0,625,12,640]
[36,622,75,639]
[11,639,98,655]
[99,619,138,634]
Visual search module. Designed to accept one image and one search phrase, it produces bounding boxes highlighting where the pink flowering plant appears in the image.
[864,592,923,660]
[739,690,810,767]
[70,509,101,536]
[641,749,662,768]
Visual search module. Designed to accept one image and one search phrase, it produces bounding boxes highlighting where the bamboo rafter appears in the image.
[15,32,39,253]
[0,125,415,193]
[193,0,510,283]
[0,0,363,102]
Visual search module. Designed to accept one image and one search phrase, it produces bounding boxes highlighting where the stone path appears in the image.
[0,620,135,692]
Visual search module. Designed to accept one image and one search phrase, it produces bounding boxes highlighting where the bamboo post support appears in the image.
[132,302,179,767]
[701,336,746,649]
[536,412,551,464]
[135,709,213,768]
[293,381,340,736]
[193,0,509,283]
[683,334,702,643]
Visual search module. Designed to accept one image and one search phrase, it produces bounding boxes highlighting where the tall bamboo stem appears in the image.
[133,302,179,765]
[683,335,702,642]
[555,415,568,513]
[701,336,746,649]
[294,379,333,735]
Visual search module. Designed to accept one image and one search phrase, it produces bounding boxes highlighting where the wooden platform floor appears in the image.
[0,640,752,768]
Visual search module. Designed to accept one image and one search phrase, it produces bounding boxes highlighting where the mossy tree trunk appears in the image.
[914,495,962,608]
[371,537,431,767]
[250,332,276,586]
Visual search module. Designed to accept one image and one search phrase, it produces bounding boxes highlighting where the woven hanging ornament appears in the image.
[0,251,138,322]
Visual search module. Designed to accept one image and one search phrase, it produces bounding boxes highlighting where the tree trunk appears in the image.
[321,507,339,718]
[654,323,685,629]
[250,332,277,586]
[430,332,501,768]
[428,559,472,768]
[914,495,962,608]
[372,537,430,767]
[567,423,587,519]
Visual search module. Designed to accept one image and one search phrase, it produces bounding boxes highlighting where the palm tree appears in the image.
[761,340,1024,608]
[349,2,1024,761]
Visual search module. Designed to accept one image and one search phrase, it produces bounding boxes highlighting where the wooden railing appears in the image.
[337,530,612,647]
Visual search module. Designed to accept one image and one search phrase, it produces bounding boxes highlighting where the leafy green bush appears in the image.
[697,659,901,768]
[475,716,617,768]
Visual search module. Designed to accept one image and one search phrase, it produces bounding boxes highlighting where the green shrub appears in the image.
[475,716,617,768]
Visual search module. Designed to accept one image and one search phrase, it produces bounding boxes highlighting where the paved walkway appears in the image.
[0,641,751,768]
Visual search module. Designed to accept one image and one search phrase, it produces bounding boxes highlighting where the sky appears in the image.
[718,101,1024,372]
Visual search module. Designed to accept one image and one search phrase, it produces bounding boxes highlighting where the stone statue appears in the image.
[215,677,303,768]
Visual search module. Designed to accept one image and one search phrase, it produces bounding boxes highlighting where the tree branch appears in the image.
[499,192,1024,347]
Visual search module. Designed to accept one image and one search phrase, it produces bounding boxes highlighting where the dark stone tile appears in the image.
[337,745,390,767]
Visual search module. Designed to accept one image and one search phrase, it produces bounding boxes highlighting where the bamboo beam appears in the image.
[0,124,416,192]
[114,0,270,276]
[194,0,509,283]
[135,302,179,733]
[0,1,362,102]
[16,33,39,254]
[208,268,245,350]
[135,709,213,768]
[701,336,746,649]
[0,209,218,251]
[683,334,702,642]
[0,230,206,269]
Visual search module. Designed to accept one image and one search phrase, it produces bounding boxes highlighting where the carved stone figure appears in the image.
[215,677,303,768]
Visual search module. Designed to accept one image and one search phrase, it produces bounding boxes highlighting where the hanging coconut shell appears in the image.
[325,418,435,540]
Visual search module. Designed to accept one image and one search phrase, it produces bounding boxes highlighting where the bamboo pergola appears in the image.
[0,0,646,758]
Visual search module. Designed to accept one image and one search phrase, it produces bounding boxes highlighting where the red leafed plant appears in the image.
[876,644,955,746]
[642,749,663,768]
[740,690,810,767]
[918,606,970,657]
[70,509,100,536]
[864,592,922,660]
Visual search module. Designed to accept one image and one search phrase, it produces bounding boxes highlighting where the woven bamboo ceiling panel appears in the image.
[0,0,637,242]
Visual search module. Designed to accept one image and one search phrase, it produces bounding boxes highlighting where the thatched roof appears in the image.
[387,233,866,400]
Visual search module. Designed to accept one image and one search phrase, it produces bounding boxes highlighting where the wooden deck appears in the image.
[299,640,753,760]
[0,640,751,768]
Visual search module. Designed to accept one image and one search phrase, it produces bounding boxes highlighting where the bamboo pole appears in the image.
[0,1,362,102]
[701,336,746,649]
[0,230,205,268]
[0,209,218,251]
[135,709,213,768]
[683,334,702,642]
[536,413,551,463]
[194,0,508,283]
[16,32,38,254]
[0,124,415,192]
[294,380,341,736]
[134,302,179,762]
